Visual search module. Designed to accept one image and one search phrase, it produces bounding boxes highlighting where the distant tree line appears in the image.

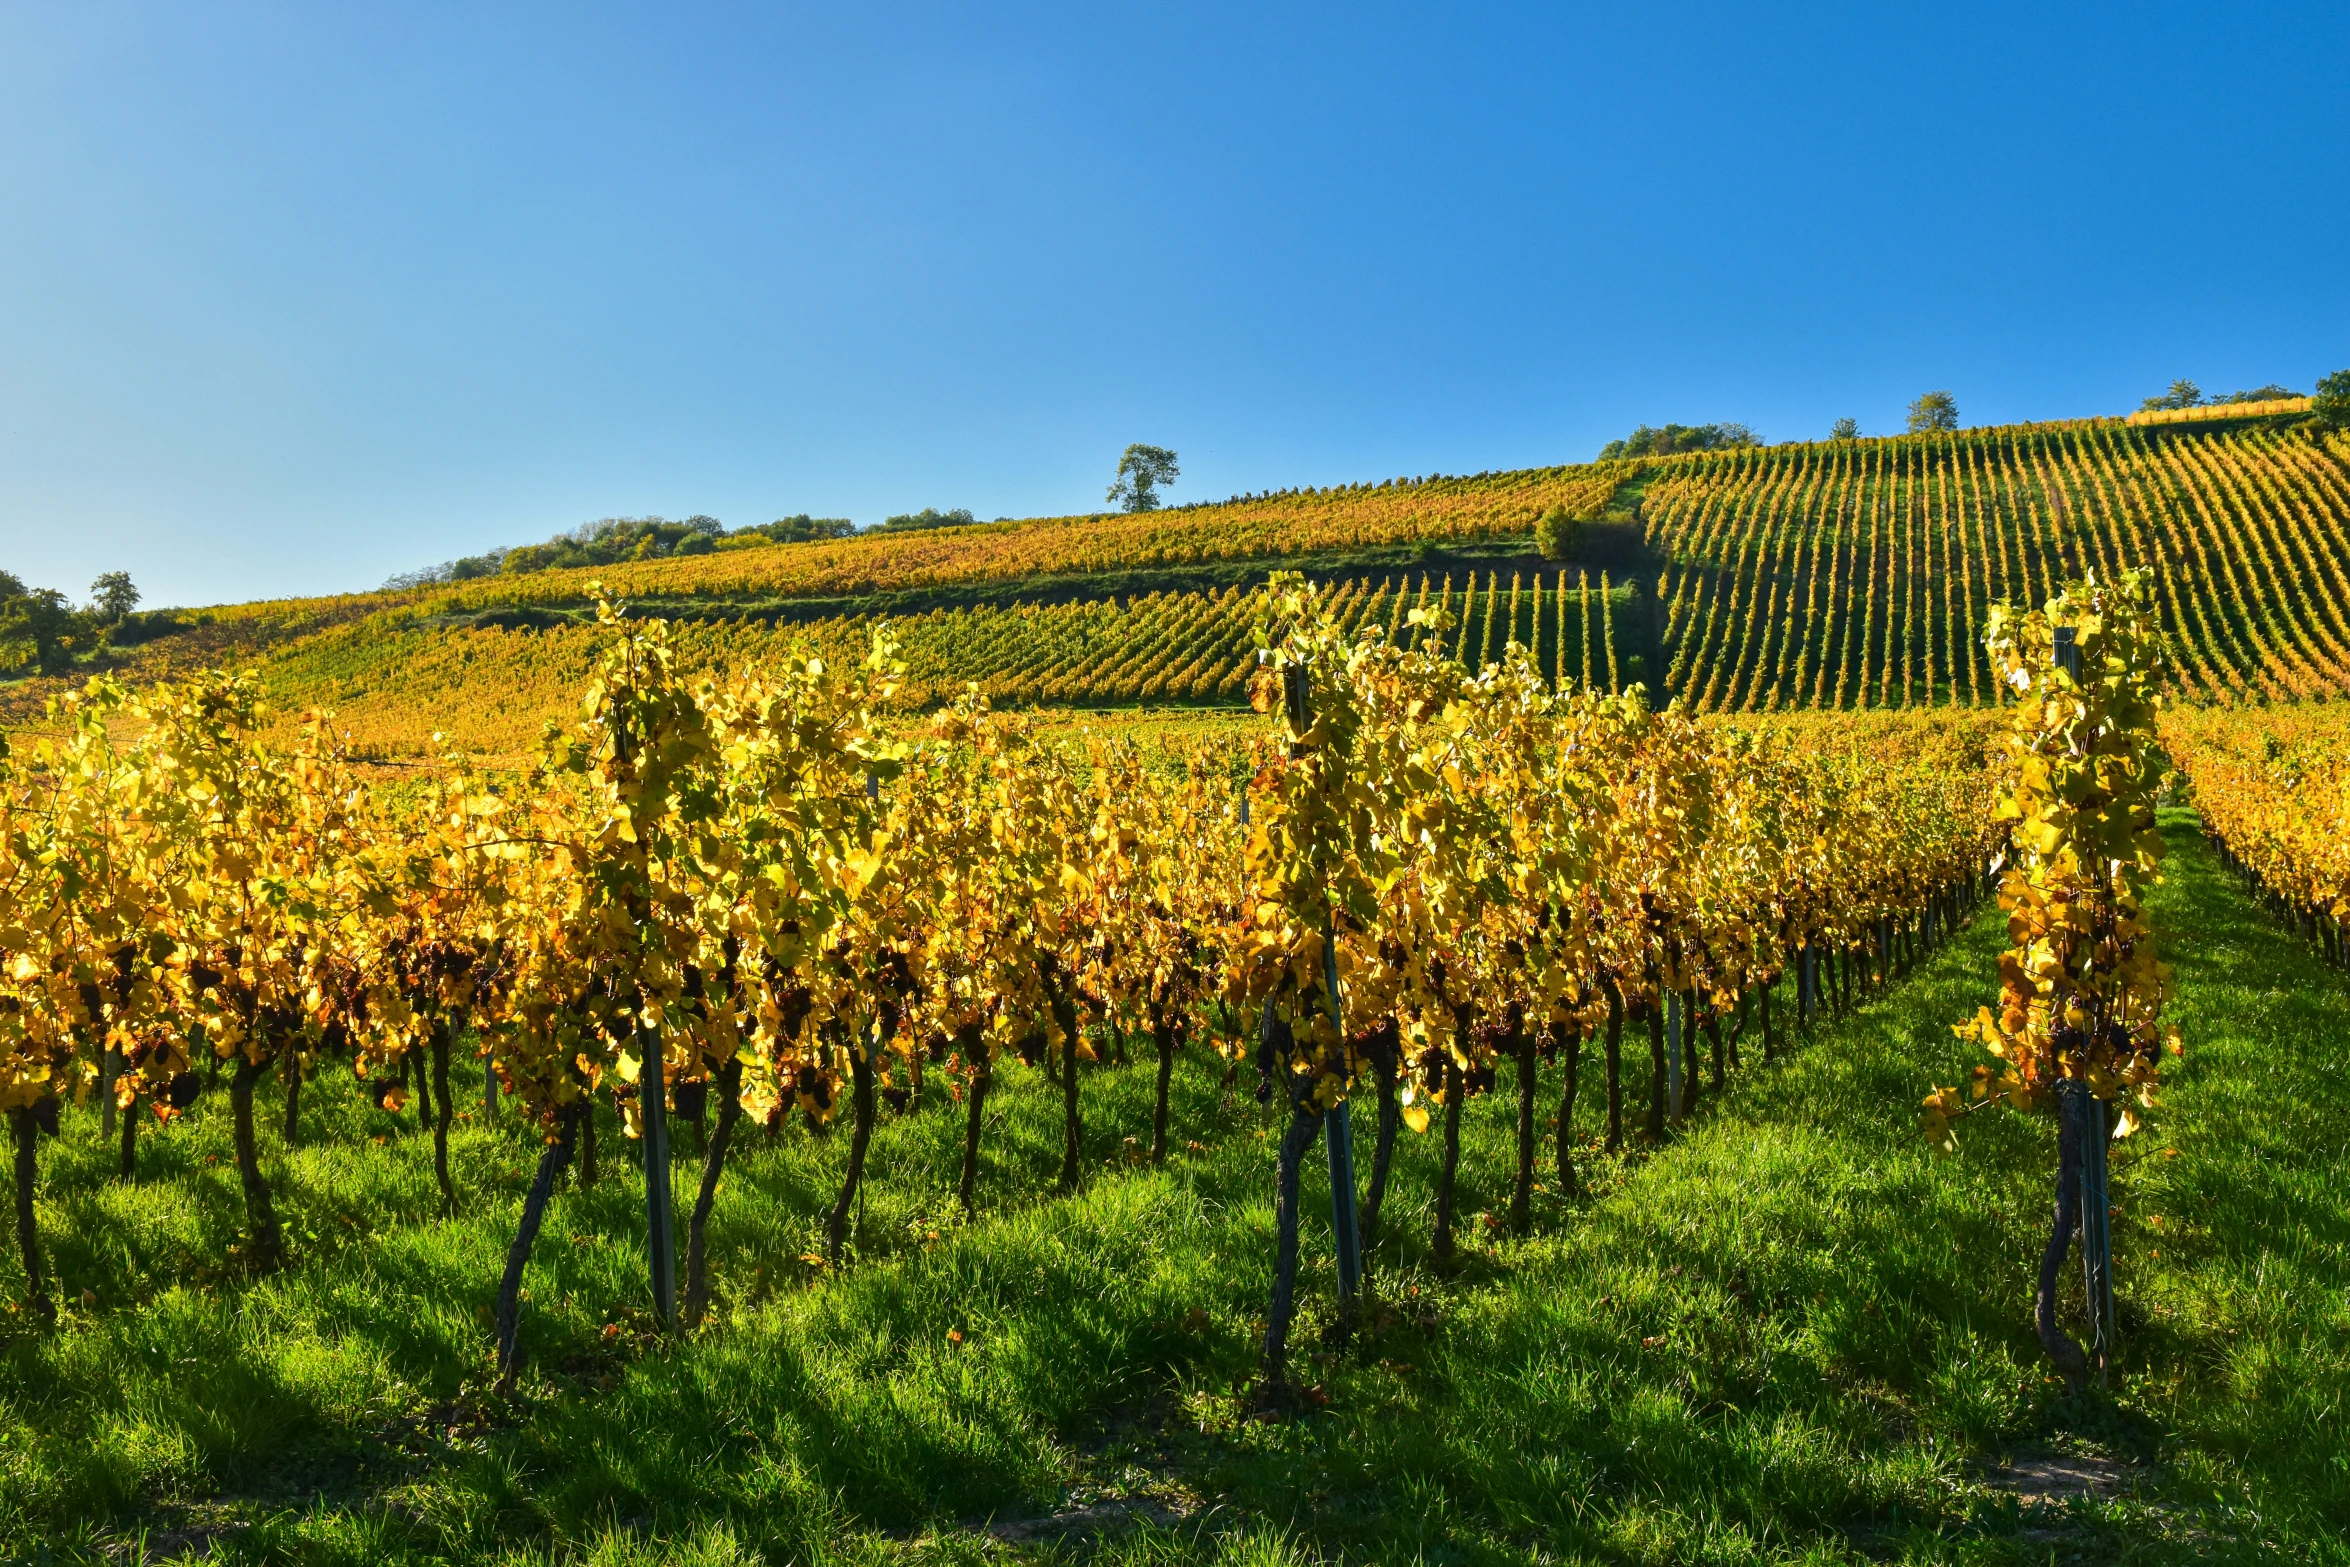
[1597,423,1762,460]
[381,506,1010,589]
[871,508,978,534]
[390,515,728,589]
[0,569,158,678]
[382,513,865,590]
[2140,378,2302,412]
[382,444,1184,589]
[754,514,861,544]
[499,515,729,574]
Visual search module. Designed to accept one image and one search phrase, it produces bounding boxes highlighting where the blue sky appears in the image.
[2,3,2344,608]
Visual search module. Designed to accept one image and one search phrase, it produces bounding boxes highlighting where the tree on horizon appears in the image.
[1107,445,1179,512]
[1906,391,1959,433]
[89,571,140,624]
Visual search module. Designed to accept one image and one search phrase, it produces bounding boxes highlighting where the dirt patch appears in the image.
[104,1522,235,1564]
[986,1494,1198,1543]
[1980,1452,2132,1506]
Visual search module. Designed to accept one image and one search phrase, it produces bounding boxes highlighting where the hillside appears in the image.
[1646,417,2350,709]
[419,463,1630,612]
[0,466,1628,740]
[8,411,2350,756]
[247,572,1649,759]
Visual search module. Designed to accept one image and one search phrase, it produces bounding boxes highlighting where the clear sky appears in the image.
[2,2,2345,609]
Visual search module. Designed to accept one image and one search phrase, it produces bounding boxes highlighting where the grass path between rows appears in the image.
[3,809,2345,1565]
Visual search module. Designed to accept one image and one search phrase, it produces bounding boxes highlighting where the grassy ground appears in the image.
[3,810,2345,1564]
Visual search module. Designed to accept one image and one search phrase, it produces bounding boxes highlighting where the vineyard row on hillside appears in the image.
[2162,703,2350,954]
[253,571,1647,760]
[1648,423,2350,710]
[416,466,1637,615]
[0,466,1638,725]
[14,419,2348,737]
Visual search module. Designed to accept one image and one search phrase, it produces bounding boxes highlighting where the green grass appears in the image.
[4,810,2346,1564]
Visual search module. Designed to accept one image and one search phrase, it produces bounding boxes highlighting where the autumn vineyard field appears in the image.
[4,413,2350,1565]
[228,570,1648,761]
[14,414,2350,760]
[1647,420,2350,709]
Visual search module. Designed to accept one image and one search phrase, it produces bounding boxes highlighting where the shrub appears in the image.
[1534,505,1582,561]
[2311,368,2350,431]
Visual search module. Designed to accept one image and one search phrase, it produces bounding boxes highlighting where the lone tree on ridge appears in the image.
[1906,391,1959,433]
[1107,444,1179,512]
[89,571,140,624]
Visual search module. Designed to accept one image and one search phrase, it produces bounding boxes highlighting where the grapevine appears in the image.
[1927,569,2176,1388]
[4,575,2005,1397]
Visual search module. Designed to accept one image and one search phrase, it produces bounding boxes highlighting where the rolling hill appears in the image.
[8,408,2349,759]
